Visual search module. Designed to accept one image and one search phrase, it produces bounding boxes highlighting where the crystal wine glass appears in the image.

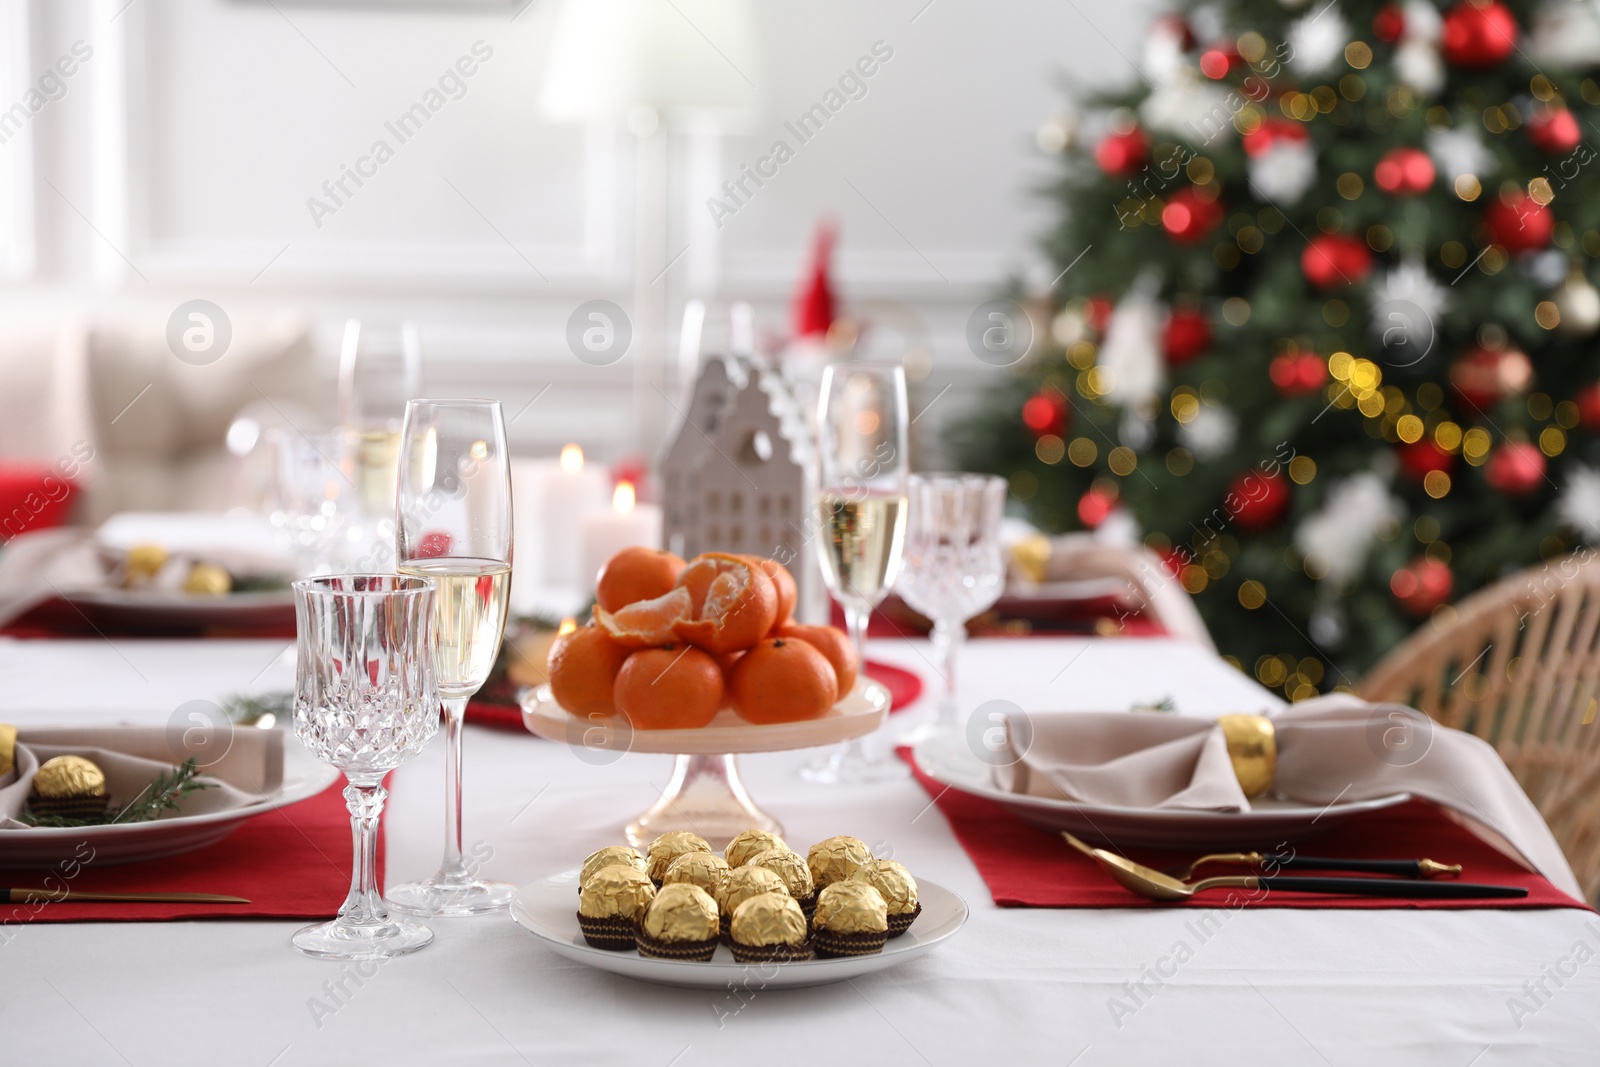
[386,399,517,916]
[801,362,911,785]
[265,427,357,576]
[338,320,421,551]
[291,574,439,960]
[895,473,1007,744]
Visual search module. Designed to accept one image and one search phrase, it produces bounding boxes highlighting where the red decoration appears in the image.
[1527,110,1582,155]
[1440,1,1518,68]
[1301,234,1373,289]
[1450,345,1533,410]
[1021,389,1067,437]
[1373,147,1435,195]
[1392,559,1453,616]
[1228,471,1290,532]
[1078,487,1116,528]
[1161,187,1223,245]
[416,530,453,558]
[1151,15,1196,51]
[1485,441,1547,496]
[1577,383,1600,429]
[1373,4,1406,42]
[1242,119,1309,158]
[1269,353,1327,396]
[1484,192,1554,253]
[1163,308,1212,365]
[1095,127,1150,177]
[1199,44,1240,80]
[792,221,836,338]
[1086,296,1114,332]
[1398,440,1456,481]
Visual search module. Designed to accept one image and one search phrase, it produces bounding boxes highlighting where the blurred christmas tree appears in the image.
[951,0,1600,697]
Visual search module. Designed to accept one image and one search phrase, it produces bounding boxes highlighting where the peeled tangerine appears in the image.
[727,637,839,725]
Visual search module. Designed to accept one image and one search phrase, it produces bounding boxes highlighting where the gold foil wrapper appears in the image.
[183,563,232,596]
[730,892,807,947]
[578,865,656,920]
[747,848,814,900]
[646,831,712,882]
[807,835,873,888]
[663,851,730,898]
[717,865,786,914]
[580,846,645,887]
[814,881,888,935]
[725,829,788,868]
[32,755,107,799]
[123,543,169,586]
[642,883,719,942]
[849,860,918,915]
[1217,714,1277,798]
[0,723,16,779]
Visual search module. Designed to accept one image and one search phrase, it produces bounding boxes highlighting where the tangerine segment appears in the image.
[595,586,692,648]
[614,646,724,730]
[744,556,798,630]
[547,624,632,716]
[595,547,687,613]
[776,623,858,695]
[672,553,778,654]
[727,637,839,725]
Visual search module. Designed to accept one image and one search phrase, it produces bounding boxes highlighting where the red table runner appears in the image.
[903,748,1591,911]
[2,779,369,925]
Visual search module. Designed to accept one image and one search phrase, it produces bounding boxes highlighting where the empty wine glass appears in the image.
[291,574,439,960]
[801,362,910,785]
[896,473,1007,744]
[266,427,357,576]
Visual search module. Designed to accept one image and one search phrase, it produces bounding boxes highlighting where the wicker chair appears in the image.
[1360,551,1600,901]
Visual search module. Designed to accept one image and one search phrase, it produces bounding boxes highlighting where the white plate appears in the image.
[0,742,339,869]
[57,587,295,630]
[509,869,968,989]
[911,731,1411,849]
[521,678,891,755]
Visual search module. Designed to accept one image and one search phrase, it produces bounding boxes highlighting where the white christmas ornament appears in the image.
[1143,21,1189,85]
[1141,71,1235,142]
[1176,403,1238,460]
[1556,270,1600,338]
[1428,128,1494,182]
[1288,10,1350,76]
[1249,142,1318,203]
[1529,0,1600,67]
[1401,0,1442,43]
[1098,273,1166,409]
[1558,465,1600,541]
[1370,259,1449,361]
[1395,39,1444,94]
[1294,472,1402,587]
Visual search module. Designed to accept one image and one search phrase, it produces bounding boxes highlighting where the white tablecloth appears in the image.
[2,636,1597,1066]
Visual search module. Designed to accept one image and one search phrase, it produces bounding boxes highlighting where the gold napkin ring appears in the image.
[1217,714,1276,798]
[0,722,15,779]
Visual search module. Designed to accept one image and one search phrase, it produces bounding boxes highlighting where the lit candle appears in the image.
[509,444,609,610]
[579,480,664,594]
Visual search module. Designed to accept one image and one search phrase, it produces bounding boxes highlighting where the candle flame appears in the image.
[560,444,584,473]
[558,617,577,636]
[613,480,636,515]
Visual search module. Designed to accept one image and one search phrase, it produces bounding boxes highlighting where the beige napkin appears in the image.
[993,694,1584,900]
[0,725,285,827]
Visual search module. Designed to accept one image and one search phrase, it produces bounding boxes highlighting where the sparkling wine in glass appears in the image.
[385,399,517,916]
[338,320,421,561]
[896,473,1007,744]
[291,573,439,960]
[801,362,910,785]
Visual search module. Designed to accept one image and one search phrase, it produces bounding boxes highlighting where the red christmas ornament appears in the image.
[1373,4,1406,43]
[1228,471,1291,532]
[1440,1,1518,68]
[1085,295,1114,333]
[1373,147,1435,195]
[1450,345,1533,410]
[1269,353,1327,396]
[1484,192,1554,252]
[1199,43,1240,80]
[1095,127,1149,177]
[1301,234,1373,289]
[1527,110,1582,155]
[1163,308,1212,365]
[1078,487,1116,528]
[1161,187,1223,245]
[1391,559,1453,616]
[1021,389,1067,437]
[1485,441,1547,496]
[1398,440,1456,481]
[1577,383,1600,428]
[1242,119,1310,158]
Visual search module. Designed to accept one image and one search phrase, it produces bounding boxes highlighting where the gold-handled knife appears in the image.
[1,888,250,904]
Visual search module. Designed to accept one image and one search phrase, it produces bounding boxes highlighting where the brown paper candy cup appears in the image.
[635,931,718,962]
[576,912,638,951]
[813,928,887,958]
[886,902,922,938]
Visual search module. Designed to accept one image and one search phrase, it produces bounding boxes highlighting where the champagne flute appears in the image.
[385,399,516,916]
[338,320,421,558]
[800,362,911,785]
[291,574,439,960]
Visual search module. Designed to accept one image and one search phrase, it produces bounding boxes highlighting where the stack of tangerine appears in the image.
[547,548,858,730]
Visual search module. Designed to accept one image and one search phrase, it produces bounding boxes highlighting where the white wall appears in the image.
[9,0,1157,464]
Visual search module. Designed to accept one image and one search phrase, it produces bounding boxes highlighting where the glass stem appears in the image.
[839,601,872,762]
[932,618,962,730]
[340,777,388,926]
[439,695,470,884]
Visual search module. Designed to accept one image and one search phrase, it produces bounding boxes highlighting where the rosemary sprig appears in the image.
[21,758,215,827]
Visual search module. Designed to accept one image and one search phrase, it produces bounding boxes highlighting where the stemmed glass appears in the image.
[385,399,517,916]
[291,574,439,960]
[338,320,421,552]
[265,427,356,576]
[896,473,1007,744]
[801,363,911,785]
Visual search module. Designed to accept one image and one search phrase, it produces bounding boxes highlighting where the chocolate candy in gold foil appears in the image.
[579,845,645,888]
[183,562,233,596]
[746,848,814,901]
[646,831,712,883]
[0,723,16,779]
[724,828,788,868]
[29,754,110,819]
[813,881,888,935]
[123,543,169,587]
[662,851,730,899]
[717,865,787,915]
[849,859,918,915]
[806,835,873,888]
[577,864,656,920]
[641,883,719,943]
[730,891,807,948]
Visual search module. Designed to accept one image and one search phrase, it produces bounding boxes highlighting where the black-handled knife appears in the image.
[1252,875,1525,899]
[1178,851,1462,880]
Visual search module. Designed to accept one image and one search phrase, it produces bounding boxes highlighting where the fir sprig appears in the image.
[22,758,215,827]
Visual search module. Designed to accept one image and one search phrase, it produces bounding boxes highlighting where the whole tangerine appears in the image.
[727,637,839,725]
[673,553,778,654]
[743,556,798,629]
[547,624,632,717]
[595,547,687,612]
[776,623,858,695]
[614,646,725,730]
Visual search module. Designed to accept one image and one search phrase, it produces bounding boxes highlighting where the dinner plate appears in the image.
[509,869,968,989]
[60,587,296,632]
[911,731,1411,849]
[0,742,339,869]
